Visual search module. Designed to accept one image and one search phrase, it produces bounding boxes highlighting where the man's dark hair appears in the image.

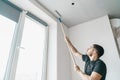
[93,44,104,58]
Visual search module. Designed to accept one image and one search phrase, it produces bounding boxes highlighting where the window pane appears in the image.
[0,15,16,80]
[15,17,46,80]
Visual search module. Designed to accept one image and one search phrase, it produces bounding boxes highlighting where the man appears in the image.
[64,36,107,80]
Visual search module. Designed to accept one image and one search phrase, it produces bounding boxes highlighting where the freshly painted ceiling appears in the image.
[36,0,120,27]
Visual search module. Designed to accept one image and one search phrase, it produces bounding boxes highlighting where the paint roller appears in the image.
[55,10,76,65]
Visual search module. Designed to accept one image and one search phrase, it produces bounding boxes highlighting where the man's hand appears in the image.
[74,64,81,73]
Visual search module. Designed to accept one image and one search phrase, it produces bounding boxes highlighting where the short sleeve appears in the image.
[93,61,106,76]
[82,55,89,62]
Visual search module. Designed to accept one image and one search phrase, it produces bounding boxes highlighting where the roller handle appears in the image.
[59,19,76,65]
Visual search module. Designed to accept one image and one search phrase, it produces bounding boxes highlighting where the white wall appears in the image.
[47,21,72,80]
[69,15,120,80]
[57,23,72,80]
[47,23,57,80]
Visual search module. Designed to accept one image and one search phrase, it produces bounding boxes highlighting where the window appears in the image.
[0,15,16,80]
[15,16,46,80]
[0,1,48,80]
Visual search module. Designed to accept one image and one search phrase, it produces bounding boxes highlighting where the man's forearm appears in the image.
[66,38,78,53]
[65,38,82,59]
[78,70,91,80]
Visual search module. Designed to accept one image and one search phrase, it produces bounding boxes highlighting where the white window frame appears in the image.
[4,10,49,80]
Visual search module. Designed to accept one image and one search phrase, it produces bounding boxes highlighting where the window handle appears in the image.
[17,46,25,50]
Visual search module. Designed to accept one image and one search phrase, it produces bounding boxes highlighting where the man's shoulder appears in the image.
[95,59,106,67]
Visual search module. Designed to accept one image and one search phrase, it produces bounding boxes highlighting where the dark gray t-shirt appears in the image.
[82,55,107,80]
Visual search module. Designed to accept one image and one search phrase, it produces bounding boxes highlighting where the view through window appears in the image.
[0,15,16,80]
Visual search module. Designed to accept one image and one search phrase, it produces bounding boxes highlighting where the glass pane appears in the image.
[0,15,16,80]
[15,17,46,80]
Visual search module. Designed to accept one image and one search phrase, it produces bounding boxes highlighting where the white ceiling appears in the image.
[36,0,120,27]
